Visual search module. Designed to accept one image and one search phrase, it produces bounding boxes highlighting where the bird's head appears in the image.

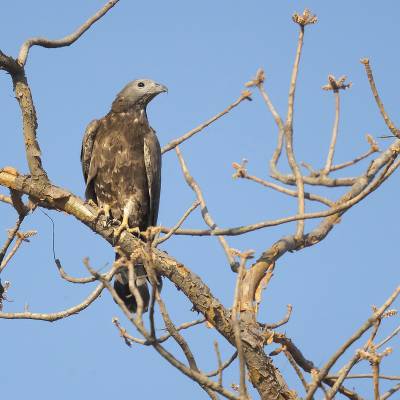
[111,79,167,112]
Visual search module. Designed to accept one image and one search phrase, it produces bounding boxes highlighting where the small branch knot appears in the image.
[245,68,265,88]
[322,75,352,92]
[232,159,248,179]
[292,9,318,27]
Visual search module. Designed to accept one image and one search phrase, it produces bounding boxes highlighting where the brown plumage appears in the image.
[81,79,167,312]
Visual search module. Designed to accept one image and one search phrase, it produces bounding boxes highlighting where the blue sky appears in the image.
[1,1,399,399]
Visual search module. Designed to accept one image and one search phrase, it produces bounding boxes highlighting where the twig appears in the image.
[284,19,308,239]
[0,280,108,322]
[213,341,223,387]
[175,146,238,271]
[17,0,120,66]
[284,348,308,392]
[161,91,251,154]
[126,260,145,325]
[360,58,400,138]
[273,333,364,400]
[0,230,36,273]
[376,325,400,349]
[323,91,340,174]
[54,258,98,283]
[113,317,206,346]
[155,200,200,245]
[93,266,238,400]
[264,304,293,329]
[159,156,400,237]
[326,374,400,381]
[381,383,400,400]
[306,285,400,399]
[321,75,352,174]
[0,217,25,265]
[331,141,379,172]
[233,163,333,206]
[206,351,238,378]
[246,68,287,180]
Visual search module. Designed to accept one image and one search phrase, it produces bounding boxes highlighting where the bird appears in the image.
[81,78,167,313]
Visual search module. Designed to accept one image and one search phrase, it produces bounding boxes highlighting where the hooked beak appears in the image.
[155,83,168,93]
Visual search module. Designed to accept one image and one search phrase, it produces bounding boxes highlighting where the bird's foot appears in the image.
[127,226,142,236]
[93,204,115,228]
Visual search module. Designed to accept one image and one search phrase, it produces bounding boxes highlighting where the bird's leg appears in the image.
[94,203,114,227]
[87,199,98,208]
[114,211,130,238]
[114,200,147,238]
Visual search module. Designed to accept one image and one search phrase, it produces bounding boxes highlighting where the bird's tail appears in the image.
[113,254,150,313]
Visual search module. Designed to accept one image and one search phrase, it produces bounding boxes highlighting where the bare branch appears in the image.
[0,230,37,273]
[377,325,400,349]
[233,162,333,206]
[213,341,224,387]
[272,333,364,400]
[162,91,251,154]
[323,89,340,174]
[55,258,98,284]
[206,351,238,378]
[264,304,293,329]
[330,135,379,172]
[113,317,206,346]
[305,285,400,399]
[361,58,400,138]
[326,374,400,381]
[381,383,400,400]
[155,200,200,245]
[0,280,108,321]
[283,348,308,392]
[175,146,238,271]
[284,21,307,239]
[0,216,25,266]
[160,154,400,237]
[17,1,120,66]
[89,265,240,400]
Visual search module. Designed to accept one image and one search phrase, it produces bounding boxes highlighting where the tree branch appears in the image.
[17,0,120,66]
[161,91,251,154]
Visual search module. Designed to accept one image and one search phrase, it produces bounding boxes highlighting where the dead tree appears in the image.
[0,3,399,399]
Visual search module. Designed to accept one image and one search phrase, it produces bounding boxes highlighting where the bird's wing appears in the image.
[144,128,162,226]
[80,119,100,201]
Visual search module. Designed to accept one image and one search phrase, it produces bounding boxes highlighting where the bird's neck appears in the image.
[110,106,148,123]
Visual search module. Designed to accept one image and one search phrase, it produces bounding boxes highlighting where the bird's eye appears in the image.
[138,82,145,88]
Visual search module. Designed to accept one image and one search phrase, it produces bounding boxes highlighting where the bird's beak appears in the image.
[155,83,168,93]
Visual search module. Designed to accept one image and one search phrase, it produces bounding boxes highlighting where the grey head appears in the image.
[111,78,167,113]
